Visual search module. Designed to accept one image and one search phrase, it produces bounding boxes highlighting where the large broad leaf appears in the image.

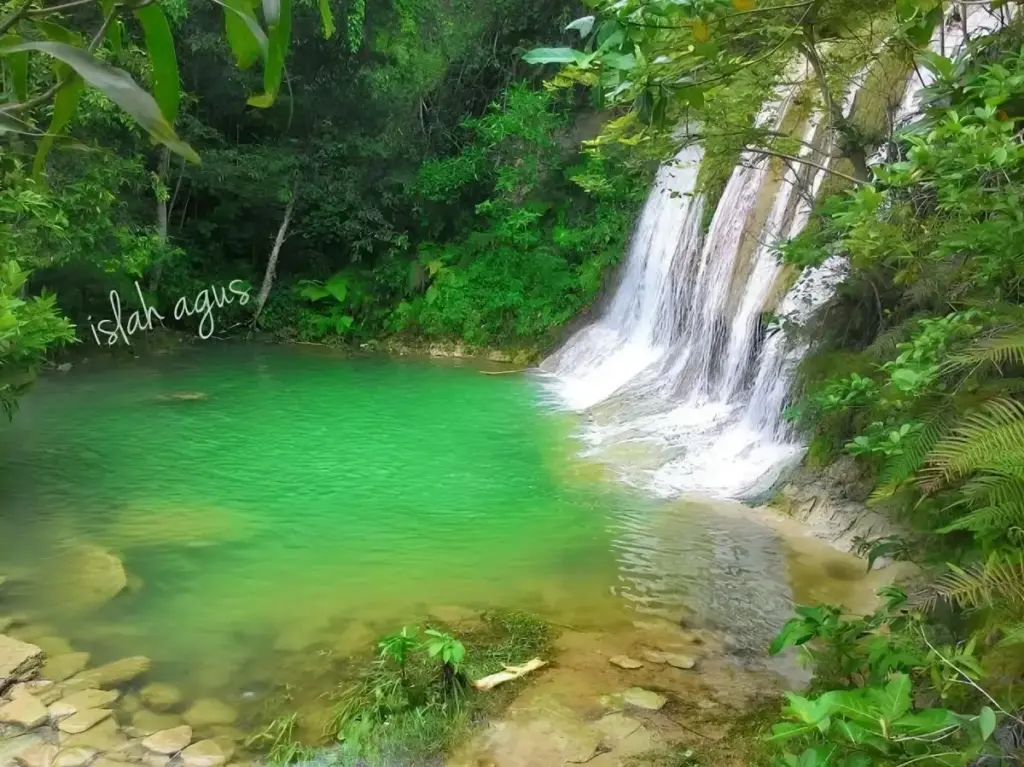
[247,0,291,107]
[3,41,197,163]
[33,75,83,177]
[523,47,589,65]
[317,0,335,38]
[213,0,267,70]
[867,674,912,722]
[2,36,28,102]
[978,706,997,740]
[565,15,595,37]
[134,5,180,123]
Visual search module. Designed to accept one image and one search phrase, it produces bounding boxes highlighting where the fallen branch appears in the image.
[472,657,547,691]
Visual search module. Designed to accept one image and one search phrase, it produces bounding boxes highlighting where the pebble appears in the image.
[180,739,226,767]
[50,689,119,719]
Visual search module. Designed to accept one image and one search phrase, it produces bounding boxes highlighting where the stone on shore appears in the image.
[69,656,151,689]
[182,699,237,728]
[140,683,182,712]
[34,637,73,657]
[0,694,49,729]
[608,655,643,670]
[180,739,227,767]
[42,653,91,683]
[57,707,112,734]
[15,741,58,767]
[142,725,193,755]
[0,634,45,691]
[50,689,119,719]
[665,654,696,670]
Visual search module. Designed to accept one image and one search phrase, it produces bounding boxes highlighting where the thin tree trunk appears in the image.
[252,181,298,324]
[149,147,171,292]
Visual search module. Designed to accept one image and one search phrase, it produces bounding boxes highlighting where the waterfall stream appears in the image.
[539,13,1000,499]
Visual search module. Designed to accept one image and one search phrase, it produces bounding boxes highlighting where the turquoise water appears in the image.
[0,344,835,720]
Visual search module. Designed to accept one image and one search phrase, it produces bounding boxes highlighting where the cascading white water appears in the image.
[541,13,1008,499]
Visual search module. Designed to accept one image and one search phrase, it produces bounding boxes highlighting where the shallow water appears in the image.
[0,345,870,716]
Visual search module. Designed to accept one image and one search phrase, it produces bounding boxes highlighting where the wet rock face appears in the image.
[0,635,44,693]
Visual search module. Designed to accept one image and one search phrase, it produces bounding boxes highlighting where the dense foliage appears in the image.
[764,25,1024,767]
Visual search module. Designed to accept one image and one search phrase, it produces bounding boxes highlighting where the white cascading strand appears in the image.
[541,12,1008,499]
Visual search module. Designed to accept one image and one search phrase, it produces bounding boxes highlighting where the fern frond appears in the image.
[938,501,1024,535]
[933,553,1024,610]
[922,398,1024,485]
[946,331,1024,372]
[960,474,1024,508]
[998,623,1024,647]
[977,377,1024,396]
[871,406,954,502]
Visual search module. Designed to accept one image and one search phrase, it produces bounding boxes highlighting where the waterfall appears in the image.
[541,13,1006,499]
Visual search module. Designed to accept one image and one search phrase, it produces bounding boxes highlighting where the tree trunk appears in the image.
[147,147,172,292]
[252,182,298,324]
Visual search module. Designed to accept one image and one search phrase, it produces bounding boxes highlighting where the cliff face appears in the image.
[770,456,901,558]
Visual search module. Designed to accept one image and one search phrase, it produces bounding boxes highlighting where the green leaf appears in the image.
[978,706,996,740]
[892,708,958,736]
[425,284,438,305]
[522,47,588,65]
[134,4,180,123]
[5,41,198,164]
[868,674,912,722]
[324,275,347,304]
[601,52,635,70]
[0,111,41,135]
[100,0,122,51]
[565,15,595,37]
[769,617,816,655]
[766,722,816,742]
[32,75,83,177]
[247,0,291,107]
[213,0,268,70]
[317,0,335,38]
[298,283,329,301]
[2,36,28,102]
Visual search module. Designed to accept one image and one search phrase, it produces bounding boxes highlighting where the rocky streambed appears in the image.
[0,631,247,767]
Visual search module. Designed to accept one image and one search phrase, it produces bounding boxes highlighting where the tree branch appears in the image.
[25,0,95,17]
[745,145,867,185]
[0,0,31,36]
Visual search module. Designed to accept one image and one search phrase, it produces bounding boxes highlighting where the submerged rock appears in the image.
[59,717,128,752]
[182,698,237,728]
[180,739,226,767]
[57,708,112,734]
[0,634,44,692]
[53,747,98,767]
[44,545,128,614]
[15,741,58,767]
[131,709,183,736]
[142,725,193,755]
[43,653,91,683]
[608,655,644,670]
[602,687,667,711]
[34,637,73,657]
[50,689,119,719]
[70,656,151,689]
[0,694,49,728]
[140,683,182,713]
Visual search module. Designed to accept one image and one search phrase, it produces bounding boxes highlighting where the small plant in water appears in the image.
[423,628,467,694]
[378,625,419,682]
[245,713,314,766]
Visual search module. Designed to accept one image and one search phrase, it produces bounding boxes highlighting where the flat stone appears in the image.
[69,657,151,689]
[0,694,50,728]
[142,754,170,767]
[92,759,136,767]
[621,687,667,711]
[182,699,236,728]
[58,708,112,734]
[139,684,182,713]
[210,736,235,763]
[34,637,74,657]
[640,650,668,664]
[15,741,58,767]
[59,717,127,752]
[608,655,644,670]
[43,654,91,684]
[118,694,142,715]
[0,733,47,767]
[46,545,128,614]
[130,710,183,736]
[142,725,192,755]
[665,653,696,670]
[53,747,97,767]
[9,680,55,699]
[50,689,119,719]
[0,634,45,691]
[180,739,226,767]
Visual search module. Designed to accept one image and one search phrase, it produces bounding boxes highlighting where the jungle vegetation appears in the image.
[3,0,1024,763]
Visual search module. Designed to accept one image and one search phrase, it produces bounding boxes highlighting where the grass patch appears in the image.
[248,610,555,766]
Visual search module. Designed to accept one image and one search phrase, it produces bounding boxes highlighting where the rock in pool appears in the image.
[142,725,193,755]
[182,698,237,728]
[50,689,119,719]
[608,655,644,670]
[0,634,44,691]
[70,656,151,689]
[0,694,49,729]
[180,739,227,767]
[58,707,113,734]
[140,682,183,712]
[43,652,91,683]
